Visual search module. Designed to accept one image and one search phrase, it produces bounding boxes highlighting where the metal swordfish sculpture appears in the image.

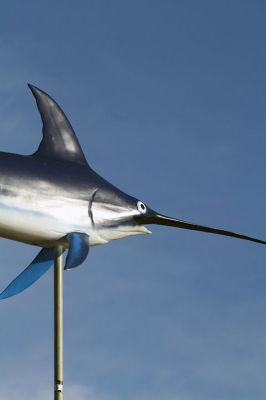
[0,85,266,399]
[0,84,265,299]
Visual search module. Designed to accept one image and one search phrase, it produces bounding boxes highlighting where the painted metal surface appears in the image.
[0,85,265,299]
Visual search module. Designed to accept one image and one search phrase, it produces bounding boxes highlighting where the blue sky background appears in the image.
[0,1,266,399]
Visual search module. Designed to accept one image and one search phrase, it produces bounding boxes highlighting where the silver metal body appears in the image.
[0,152,149,249]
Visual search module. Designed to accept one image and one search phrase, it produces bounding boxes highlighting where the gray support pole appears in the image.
[54,246,64,400]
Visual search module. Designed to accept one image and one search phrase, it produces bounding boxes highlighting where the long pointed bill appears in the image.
[136,211,266,245]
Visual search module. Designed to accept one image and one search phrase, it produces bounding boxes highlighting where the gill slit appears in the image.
[88,188,98,227]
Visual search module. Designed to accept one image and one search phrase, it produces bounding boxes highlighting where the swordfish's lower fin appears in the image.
[65,232,90,270]
[0,232,90,299]
[0,248,54,300]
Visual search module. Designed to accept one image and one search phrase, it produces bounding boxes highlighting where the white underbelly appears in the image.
[0,194,91,246]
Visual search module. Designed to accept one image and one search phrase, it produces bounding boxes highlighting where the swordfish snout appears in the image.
[134,207,266,245]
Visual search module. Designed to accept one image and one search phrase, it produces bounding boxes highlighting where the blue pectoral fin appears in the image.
[0,233,90,298]
[0,248,54,300]
[65,232,90,270]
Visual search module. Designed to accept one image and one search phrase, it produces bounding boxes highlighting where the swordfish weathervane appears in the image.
[0,84,265,299]
[0,85,265,399]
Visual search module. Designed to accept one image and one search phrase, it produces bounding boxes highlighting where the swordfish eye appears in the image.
[137,201,147,214]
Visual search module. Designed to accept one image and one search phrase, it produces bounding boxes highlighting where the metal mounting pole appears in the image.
[54,246,64,400]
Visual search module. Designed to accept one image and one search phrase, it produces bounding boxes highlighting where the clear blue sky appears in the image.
[0,1,266,399]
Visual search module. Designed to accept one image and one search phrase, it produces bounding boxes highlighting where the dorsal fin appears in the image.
[28,84,88,166]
